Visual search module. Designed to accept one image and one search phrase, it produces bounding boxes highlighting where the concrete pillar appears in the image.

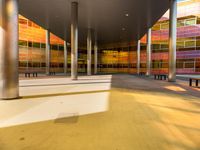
[137,40,141,75]
[168,0,177,82]
[71,2,78,80]
[94,36,98,74]
[87,28,92,76]
[46,29,50,75]
[64,41,68,74]
[146,28,151,76]
[0,0,19,99]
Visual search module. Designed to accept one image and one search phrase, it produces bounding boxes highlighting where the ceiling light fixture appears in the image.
[125,13,129,17]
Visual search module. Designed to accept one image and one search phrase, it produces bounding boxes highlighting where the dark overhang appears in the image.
[19,0,170,45]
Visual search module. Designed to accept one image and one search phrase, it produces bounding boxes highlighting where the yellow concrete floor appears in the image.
[0,75,199,150]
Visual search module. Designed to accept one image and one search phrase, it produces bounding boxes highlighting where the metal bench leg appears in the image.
[189,79,192,86]
[196,80,198,87]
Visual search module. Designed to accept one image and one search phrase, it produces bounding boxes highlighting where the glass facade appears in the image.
[18,0,200,74]
[19,15,65,73]
[19,16,91,73]
[99,0,200,74]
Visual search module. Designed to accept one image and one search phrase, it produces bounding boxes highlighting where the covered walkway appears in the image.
[0,75,199,150]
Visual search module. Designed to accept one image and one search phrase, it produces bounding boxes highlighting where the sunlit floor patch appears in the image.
[164,86,186,92]
[0,74,199,150]
[0,75,112,128]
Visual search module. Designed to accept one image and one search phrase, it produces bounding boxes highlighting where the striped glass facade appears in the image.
[19,0,200,74]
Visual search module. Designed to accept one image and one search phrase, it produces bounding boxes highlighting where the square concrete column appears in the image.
[168,0,177,82]
[146,28,152,76]
[64,41,68,74]
[46,29,50,75]
[0,0,19,99]
[87,28,92,76]
[94,37,98,74]
[71,2,78,80]
[137,40,141,75]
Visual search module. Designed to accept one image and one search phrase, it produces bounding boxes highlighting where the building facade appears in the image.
[19,16,89,73]
[19,0,200,74]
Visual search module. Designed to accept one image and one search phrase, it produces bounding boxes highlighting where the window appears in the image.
[19,18,27,25]
[152,44,160,50]
[141,45,146,50]
[152,24,160,30]
[19,61,27,67]
[19,40,28,47]
[176,61,184,68]
[28,21,32,27]
[123,47,128,51]
[160,22,169,30]
[152,60,160,68]
[197,18,200,24]
[140,63,146,68]
[185,40,196,48]
[32,22,40,28]
[185,18,196,26]
[123,64,128,68]
[196,39,200,47]
[32,62,40,67]
[41,43,46,49]
[28,41,32,47]
[51,44,58,50]
[177,41,184,48]
[59,63,64,68]
[32,42,40,48]
[162,62,168,68]
[185,62,194,68]
[177,20,185,27]
[132,63,137,68]
[41,63,46,67]
[161,43,168,49]
[59,45,64,51]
